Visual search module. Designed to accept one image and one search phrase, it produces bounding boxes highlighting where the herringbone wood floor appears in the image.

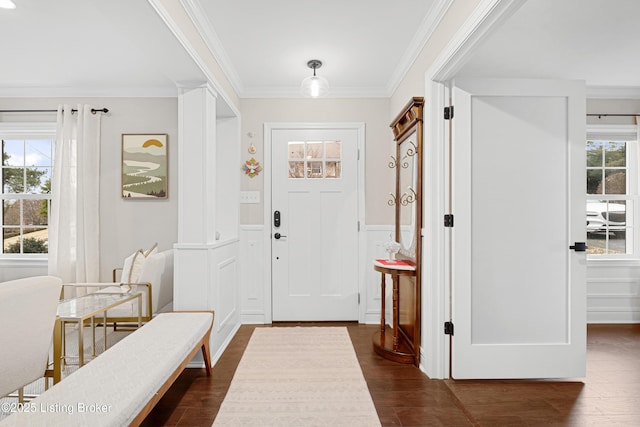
[141,323,640,426]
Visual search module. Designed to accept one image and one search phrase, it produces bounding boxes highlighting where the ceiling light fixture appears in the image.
[0,0,16,10]
[300,59,329,98]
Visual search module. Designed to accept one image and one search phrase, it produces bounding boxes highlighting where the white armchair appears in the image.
[0,276,62,398]
[62,249,174,326]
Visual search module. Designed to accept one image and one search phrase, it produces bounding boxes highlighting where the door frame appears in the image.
[421,0,527,378]
[263,122,366,324]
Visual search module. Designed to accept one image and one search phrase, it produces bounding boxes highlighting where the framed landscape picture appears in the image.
[122,134,168,199]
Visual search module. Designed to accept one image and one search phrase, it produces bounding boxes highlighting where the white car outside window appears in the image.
[586,201,625,235]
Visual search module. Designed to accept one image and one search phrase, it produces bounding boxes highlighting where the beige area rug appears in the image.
[212,327,381,427]
[0,325,132,421]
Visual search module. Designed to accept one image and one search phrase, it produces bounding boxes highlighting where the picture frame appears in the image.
[121,134,168,199]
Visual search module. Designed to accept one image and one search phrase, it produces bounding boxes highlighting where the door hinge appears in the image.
[358,292,361,304]
[444,106,454,120]
[357,220,361,232]
[357,148,360,160]
[444,214,454,227]
[444,321,454,336]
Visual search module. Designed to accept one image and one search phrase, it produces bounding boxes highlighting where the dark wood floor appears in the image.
[141,323,640,426]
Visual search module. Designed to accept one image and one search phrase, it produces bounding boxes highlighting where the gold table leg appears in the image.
[53,317,62,384]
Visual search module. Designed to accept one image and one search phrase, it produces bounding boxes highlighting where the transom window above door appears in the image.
[287,140,341,179]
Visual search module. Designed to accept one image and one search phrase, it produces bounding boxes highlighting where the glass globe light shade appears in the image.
[300,75,329,98]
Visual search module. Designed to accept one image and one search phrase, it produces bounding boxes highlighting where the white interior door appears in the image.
[450,78,587,379]
[271,127,359,321]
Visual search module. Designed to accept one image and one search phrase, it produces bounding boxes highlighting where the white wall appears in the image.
[0,97,179,282]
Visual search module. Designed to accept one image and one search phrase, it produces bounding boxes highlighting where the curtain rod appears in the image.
[0,108,109,114]
[587,113,640,118]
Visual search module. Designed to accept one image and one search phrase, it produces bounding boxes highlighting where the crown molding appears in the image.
[386,0,454,95]
[0,86,181,98]
[149,0,241,117]
[180,0,245,96]
[587,86,640,100]
[427,0,527,82]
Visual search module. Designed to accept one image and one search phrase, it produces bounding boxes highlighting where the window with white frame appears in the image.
[586,125,638,258]
[1,123,55,256]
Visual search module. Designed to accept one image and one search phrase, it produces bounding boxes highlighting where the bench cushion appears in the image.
[0,312,213,427]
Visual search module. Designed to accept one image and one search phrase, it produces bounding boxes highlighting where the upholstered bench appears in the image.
[0,311,214,427]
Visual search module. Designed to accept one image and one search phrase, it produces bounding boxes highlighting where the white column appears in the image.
[174,84,242,366]
[177,84,218,244]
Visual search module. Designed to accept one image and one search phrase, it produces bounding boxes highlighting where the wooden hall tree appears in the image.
[373,97,423,366]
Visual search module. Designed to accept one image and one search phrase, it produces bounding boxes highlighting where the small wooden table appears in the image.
[372,260,416,364]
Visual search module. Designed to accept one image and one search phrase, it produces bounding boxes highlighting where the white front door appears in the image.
[450,78,587,379]
[271,127,359,321]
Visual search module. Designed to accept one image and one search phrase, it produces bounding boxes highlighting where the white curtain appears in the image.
[48,105,101,283]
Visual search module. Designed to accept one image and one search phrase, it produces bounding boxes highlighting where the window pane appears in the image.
[587,169,602,195]
[604,170,626,194]
[288,142,304,159]
[3,199,20,226]
[3,228,20,253]
[25,140,53,167]
[326,161,341,178]
[586,141,603,167]
[306,142,323,159]
[604,141,626,167]
[587,200,627,230]
[288,161,304,178]
[587,200,629,255]
[2,140,23,166]
[587,231,627,255]
[325,141,341,158]
[26,167,51,194]
[23,199,48,226]
[22,228,48,253]
[307,161,323,178]
[2,167,24,193]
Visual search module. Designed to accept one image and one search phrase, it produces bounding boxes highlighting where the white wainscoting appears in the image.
[587,262,640,323]
[237,227,640,327]
[216,256,238,332]
[363,226,396,325]
[239,225,267,324]
[174,238,241,366]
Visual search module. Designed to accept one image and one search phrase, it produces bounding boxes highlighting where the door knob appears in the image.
[274,233,287,240]
[569,242,587,252]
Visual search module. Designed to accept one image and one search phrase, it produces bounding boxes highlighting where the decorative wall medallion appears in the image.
[242,158,263,178]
